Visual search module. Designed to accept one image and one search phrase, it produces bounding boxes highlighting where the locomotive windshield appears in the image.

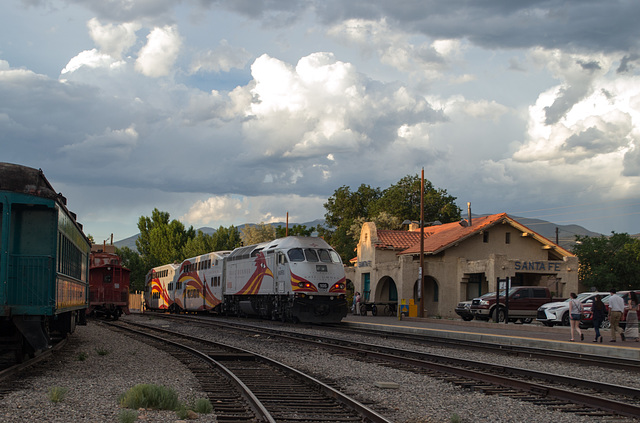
[288,248,341,264]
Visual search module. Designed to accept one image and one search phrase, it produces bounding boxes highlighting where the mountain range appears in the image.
[112,216,603,252]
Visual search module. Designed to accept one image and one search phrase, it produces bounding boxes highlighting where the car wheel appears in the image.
[601,320,611,329]
[520,318,533,324]
[493,307,506,323]
[561,312,570,326]
[462,316,474,321]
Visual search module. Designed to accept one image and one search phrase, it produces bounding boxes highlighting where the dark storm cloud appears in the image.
[42,1,640,54]
[316,0,640,53]
[618,54,640,73]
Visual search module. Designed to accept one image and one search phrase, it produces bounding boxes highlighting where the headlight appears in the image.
[479,300,490,306]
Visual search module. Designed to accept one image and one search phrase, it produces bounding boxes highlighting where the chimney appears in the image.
[467,202,472,226]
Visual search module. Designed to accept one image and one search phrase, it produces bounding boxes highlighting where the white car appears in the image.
[536,292,608,327]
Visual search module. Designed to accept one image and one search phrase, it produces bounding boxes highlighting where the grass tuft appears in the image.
[119,384,180,410]
[118,409,138,423]
[48,386,68,403]
[76,352,89,361]
[192,398,213,414]
[95,347,110,356]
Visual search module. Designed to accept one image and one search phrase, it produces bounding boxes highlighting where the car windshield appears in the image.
[480,292,497,298]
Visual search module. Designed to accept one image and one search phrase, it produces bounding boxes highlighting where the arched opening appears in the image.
[413,276,440,317]
[375,276,398,303]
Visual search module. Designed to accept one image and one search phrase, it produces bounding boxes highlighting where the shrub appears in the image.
[119,384,180,410]
[118,409,138,423]
[76,352,89,361]
[48,386,68,403]
[192,398,213,414]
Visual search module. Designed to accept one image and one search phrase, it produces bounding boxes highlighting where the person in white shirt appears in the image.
[608,289,625,342]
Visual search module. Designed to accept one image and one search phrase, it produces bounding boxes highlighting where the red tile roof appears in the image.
[368,213,574,257]
[376,230,423,250]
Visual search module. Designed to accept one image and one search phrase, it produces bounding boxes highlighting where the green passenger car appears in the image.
[0,163,91,357]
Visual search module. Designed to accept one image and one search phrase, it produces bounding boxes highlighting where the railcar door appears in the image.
[276,252,289,294]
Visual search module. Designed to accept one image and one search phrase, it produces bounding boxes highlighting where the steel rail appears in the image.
[153,314,640,419]
[110,320,393,423]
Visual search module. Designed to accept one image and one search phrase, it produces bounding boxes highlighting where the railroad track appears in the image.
[142,313,640,420]
[0,337,68,397]
[105,319,393,423]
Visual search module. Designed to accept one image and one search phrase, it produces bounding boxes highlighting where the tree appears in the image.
[572,232,640,291]
[275,224,313,238]
[135,208,195,271]
[323,174,460,262]
[241,223,276,245]
[374,174,461,223]
[116,246,146,292]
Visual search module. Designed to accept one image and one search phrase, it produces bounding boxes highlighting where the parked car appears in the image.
[470,286,557,323]
[580,290,640,329]
[456,292,496,321]
[536,292,607,327]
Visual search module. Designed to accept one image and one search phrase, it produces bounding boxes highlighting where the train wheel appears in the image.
[371,305,378,316]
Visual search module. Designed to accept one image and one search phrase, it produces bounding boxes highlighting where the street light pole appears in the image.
[419,167,425,318]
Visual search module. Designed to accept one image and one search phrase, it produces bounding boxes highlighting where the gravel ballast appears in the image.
[1,315,638,423]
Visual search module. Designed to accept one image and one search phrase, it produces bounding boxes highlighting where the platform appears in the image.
[342,314,640,360]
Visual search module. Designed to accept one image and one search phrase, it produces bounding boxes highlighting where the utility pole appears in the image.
[419,168,425,318]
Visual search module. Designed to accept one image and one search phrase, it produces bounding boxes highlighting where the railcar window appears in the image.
[251,248,263,257]
[288,248,304,262]
[304,248,319,262]
[329,250,342,263]
[318,249,332,263]
[168,283,174,291]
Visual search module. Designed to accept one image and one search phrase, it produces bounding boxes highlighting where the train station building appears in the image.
[344,213,579,319]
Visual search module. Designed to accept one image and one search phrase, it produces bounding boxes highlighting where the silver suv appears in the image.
[536,292,608,327]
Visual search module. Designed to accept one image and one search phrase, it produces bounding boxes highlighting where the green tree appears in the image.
[373,174,461,223]
[275,224,313,238]
[572,232,640,291]
[323,175,460,262]
[211,225,242,251]
[116,246,146,292]
[135,208,195,270]
[241,222,276,245]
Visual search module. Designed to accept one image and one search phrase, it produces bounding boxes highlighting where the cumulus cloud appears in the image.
[135,25,182,77]
[180,194,326,227]
[327,18,459,80]
[87,18,140,60]
[190,39,252,73]
[241,52,442,164]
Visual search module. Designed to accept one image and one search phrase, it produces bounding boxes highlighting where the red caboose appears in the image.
[88,244,131,319]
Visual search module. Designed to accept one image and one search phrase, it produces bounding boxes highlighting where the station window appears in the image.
[483,231,489,243]
[505,232,511,244]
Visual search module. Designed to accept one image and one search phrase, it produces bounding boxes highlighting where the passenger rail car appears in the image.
[224,236,348,323]
[144,236,348,323]
[0,163,91,358]
[88,245,130,319]
[144,263,179,311]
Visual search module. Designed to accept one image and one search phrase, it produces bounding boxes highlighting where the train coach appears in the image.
[0,163,91,359]
[144,236,348,324]
[87,244,131,320]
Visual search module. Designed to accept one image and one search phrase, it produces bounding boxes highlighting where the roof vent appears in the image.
[459,219,468,227]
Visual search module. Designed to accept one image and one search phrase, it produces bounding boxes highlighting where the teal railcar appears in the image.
[0,163,90,358]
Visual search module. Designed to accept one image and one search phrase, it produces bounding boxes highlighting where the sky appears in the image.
[2,0,640,244]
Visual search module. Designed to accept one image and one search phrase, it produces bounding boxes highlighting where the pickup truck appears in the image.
[469,286,555,323]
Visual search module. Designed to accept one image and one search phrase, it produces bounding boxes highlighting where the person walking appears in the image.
[568,292,583,341]
[591,295,606,343]
[624,291,639,342]
[608,289,625,342]
[355,292,361,315]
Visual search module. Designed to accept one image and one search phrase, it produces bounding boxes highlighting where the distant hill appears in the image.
[113,216,601,252]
